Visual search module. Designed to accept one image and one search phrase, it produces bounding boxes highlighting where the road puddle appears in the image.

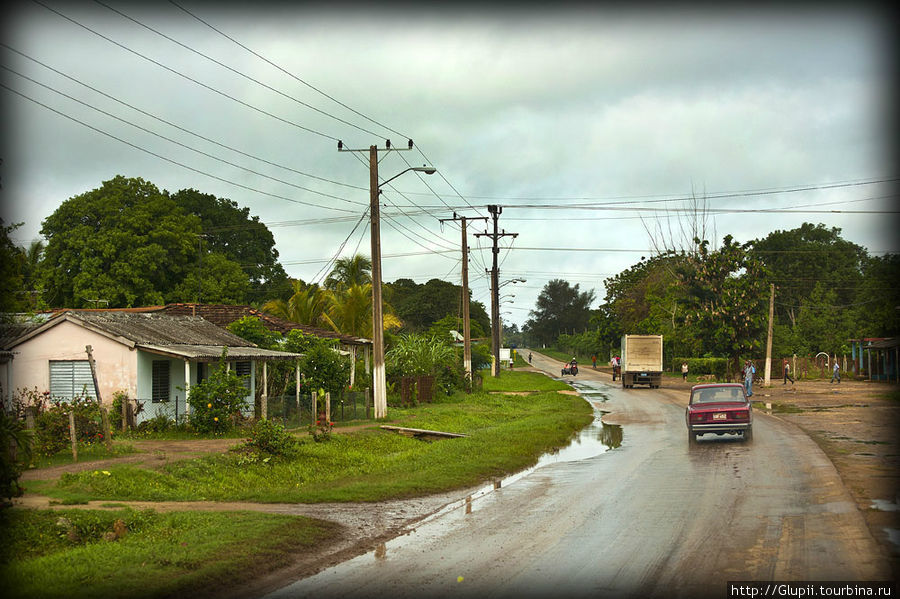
[386,389,621,531]
[266,384,624,593]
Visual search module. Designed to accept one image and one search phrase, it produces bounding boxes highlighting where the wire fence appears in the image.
[263,389,371,428]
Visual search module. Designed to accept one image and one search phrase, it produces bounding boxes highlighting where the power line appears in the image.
[1,64,365,207]
[168,0,411,142]
[93,0,388,140]
[1,82,358,213]
[1,43,367,192]
[31,0,341,141]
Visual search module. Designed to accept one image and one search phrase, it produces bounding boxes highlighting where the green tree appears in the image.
[171,188,292,302]
[171,252,251,305]
[0,219,27,314]
[324,254,372,290]
[226,315,282,349]
[676,236,769,374]
[852,253,900,337]
[524,279,596,347]
[283,330,349,397]
[794,282,854,355]
[38,176,203,308]
[750,223,866,328]
[387,278,490,335]
[262,281,334,330]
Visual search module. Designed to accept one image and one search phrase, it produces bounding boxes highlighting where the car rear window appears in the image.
[692,387,745,404]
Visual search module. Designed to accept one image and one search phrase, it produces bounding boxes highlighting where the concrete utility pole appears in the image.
[439,213,487,384]
[339,139,435,419]
[764,283,775,386]
[475,205,517,378]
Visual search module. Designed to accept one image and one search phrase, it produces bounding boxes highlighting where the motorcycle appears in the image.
[561,361,579,376]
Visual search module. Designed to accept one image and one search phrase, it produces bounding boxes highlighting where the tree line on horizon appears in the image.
[0,175,490,344]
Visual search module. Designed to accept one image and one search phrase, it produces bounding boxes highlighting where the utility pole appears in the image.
[440,213,487,385]
[339,139,434,419]
[476,205,517,377]
[764,283,775,386]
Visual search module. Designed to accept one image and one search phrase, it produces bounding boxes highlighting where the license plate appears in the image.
[713,413,727,420]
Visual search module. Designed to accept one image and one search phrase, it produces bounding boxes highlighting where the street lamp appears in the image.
[370,162,437,419]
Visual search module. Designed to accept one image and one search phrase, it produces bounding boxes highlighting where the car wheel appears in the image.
[688,430,698,445]
[744,427,753,442]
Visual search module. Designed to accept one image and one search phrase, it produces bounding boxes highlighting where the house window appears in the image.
[197,362,207,385]
[151,360,170,403]
[49,360,97,401]
[235,361,252,390]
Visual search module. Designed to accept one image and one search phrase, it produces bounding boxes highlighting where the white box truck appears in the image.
[620,335,663,388]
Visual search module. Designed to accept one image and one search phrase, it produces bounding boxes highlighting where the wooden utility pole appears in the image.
[440,213,487,385]
[764,284,775,386]
[339,139,432,419]
[475,205,517,377]
[368,145,386,419]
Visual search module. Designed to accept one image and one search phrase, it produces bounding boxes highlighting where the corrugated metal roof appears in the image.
[137,344,302,361]
[158,303,372,346]
[66,311,257,347]
[8,311,303,361]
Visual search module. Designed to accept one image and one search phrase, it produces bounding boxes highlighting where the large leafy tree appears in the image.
[524,279,596,347]
[171,188,292,302]
[853,253,900,337]
[749,223,866,327]
[39,177,203,308]
[676,236,769,373]
[387,277,490,335]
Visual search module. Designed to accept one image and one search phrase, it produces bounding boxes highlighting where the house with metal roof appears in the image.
[1,310,303,423]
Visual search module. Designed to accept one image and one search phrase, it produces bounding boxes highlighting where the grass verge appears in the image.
[0,507,336,599]
[35,371,592,504]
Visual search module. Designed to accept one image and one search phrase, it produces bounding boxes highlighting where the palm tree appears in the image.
[326,283,401,338]
[324,254,372,291]
[262,280,335,330]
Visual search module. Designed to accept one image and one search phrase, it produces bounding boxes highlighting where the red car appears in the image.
[685,383,753,444]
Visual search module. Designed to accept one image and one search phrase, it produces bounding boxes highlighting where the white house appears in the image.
[1,310,302,423]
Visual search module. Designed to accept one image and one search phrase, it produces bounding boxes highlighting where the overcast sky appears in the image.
[1,2,896,328]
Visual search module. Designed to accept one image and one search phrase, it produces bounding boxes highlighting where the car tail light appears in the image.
[690,412,706,423]
[731,410,749,420]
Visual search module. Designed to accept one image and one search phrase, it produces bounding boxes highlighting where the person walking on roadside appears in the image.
[528,352,533,364]
[591,354,597,369]
[681,362,689,381]
[744,360,755,397]
[783,360,795,385]
[830,361,841,384]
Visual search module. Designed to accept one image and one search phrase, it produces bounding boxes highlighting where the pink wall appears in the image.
[11,320,137,407]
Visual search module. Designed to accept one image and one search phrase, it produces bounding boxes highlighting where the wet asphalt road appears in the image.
[266,351,891,599]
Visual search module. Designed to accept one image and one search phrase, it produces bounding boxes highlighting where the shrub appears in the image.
[31,397,105,458]
[244,419,297,457]
[187,351,250,435]
[673,357,728,379]
[0,410,32,500]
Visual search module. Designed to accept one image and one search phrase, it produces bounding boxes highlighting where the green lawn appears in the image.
[42,377,591,504]
[0,508,336,599]
[4,369,593,597]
